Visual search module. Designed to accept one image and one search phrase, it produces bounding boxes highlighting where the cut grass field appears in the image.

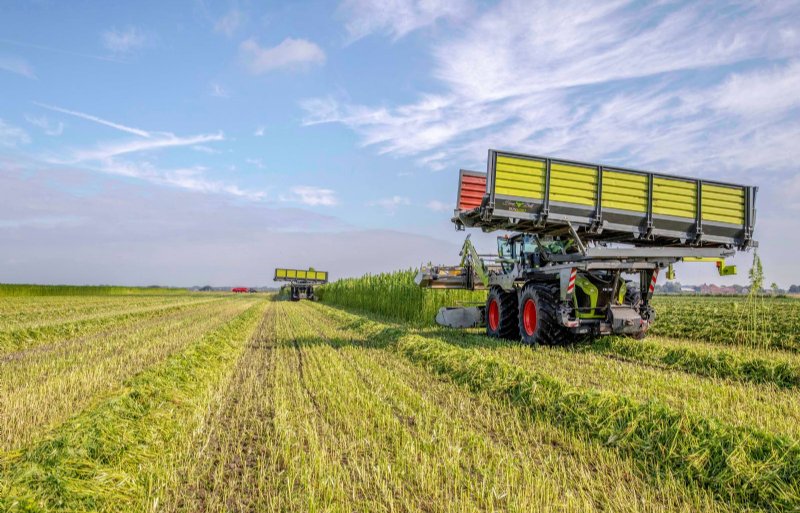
[2,285,800,511]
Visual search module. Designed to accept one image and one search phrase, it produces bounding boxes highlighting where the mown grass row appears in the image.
[0,301,266,512]
[172,299,724,512]
[317,269,484,325]
[0,284,191,297]
[0,297,223,354]
[309,303,800,511]
[1,299,254,451]
[586,336,800,388]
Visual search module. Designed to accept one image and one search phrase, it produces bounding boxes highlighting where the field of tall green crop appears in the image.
[316,269,485,324]
[3,282,800,511]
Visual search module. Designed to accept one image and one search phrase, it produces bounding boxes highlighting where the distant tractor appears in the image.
[417,150,757,344]
[274,268,329,301]
[231,287,249,293]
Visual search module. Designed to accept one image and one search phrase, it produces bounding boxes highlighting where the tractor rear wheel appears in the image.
[518,282,568,345]
[486,287,518,340]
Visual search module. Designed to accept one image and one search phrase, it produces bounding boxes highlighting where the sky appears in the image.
[1,0,799,287]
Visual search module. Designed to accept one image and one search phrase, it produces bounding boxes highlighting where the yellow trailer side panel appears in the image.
[652,177,696,219]
[549,162,597,207]
[702,184,745,225]
[494,155,545,199]
[601,171,648,212]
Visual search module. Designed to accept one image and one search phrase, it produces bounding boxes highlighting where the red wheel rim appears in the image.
[488,299,500,331]
[523,298,537,336]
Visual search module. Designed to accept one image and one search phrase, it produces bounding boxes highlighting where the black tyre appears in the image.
[518,282,569,345]
[623,281,642,309]
[623,280,647,339]
[486,287,518,340]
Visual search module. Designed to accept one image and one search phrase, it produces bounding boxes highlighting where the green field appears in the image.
[2,281,800,512]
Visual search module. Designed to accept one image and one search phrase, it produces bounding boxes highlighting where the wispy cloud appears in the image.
[98,159,266,200]
[0,119,31,147]
[239,38,325,74]
[305,1,800,179]
[34,102,152,138]
[281,186,338,206]
[367,195,410,213]
[426,199,450,212]
[246,158,265,169]
[24,114,64,136]
[0,37,122,63]
[32,102,225,162]
[0,54,36,79]
[102,26,149,54]
[214,9,243,37]
[254,125,266,137]
[340,0,472,41]
[210,82,229,98]
[72,132,224,162]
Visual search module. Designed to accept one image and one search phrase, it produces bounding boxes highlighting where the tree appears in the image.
[771,282,779,295]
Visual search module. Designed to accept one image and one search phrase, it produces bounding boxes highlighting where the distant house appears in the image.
[699,284,738,295]
[680,286,697,293]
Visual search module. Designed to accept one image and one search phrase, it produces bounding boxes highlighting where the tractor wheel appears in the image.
[486,287,518,340]
[624,281,642,309]
[518,282,568,345]
[624,281,647,340]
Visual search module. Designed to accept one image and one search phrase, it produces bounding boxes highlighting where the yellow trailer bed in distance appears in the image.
[274,268,329,283]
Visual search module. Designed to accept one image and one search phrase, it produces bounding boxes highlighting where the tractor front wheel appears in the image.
[518,282,567,345]
[486,287,518,340]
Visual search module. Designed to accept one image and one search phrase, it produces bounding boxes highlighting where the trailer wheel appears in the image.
[518,283,567,345]
[486,287,518,340]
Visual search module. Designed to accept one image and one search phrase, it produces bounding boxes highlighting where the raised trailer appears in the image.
[417,150,757,344]
[274,268,328,301]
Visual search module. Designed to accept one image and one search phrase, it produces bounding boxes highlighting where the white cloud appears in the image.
[72,132,224,162]
[24,114,64,136]
[32,103,224,162]
[0,55,36,79]
[191,145,221,154]
[254,125,266,136]
[281,186,338,206]
[210,82,229,98]
[99,159,265,200]
[0,119,30,147]
[304,1,800,178]
[239,38,325,74]
[246,158,265,169]
[426,199,450,212]
[214,9,243,37]
[102,27,149,54]
[340,0,471,41]
[367,195,410,213]
[34,102,152,138]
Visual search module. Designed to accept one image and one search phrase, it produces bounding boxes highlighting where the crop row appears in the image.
[307,301,800,511]
[168,300,725,512]
[0,296,225,354]
[0,300,266,512]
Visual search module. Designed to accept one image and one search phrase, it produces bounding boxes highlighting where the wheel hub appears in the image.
[523,298,537,336]
[488,299,500,331]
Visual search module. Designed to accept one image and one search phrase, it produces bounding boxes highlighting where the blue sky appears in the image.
[1,0,799,286]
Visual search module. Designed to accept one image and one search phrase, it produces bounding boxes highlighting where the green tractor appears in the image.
[416,150,756,344]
